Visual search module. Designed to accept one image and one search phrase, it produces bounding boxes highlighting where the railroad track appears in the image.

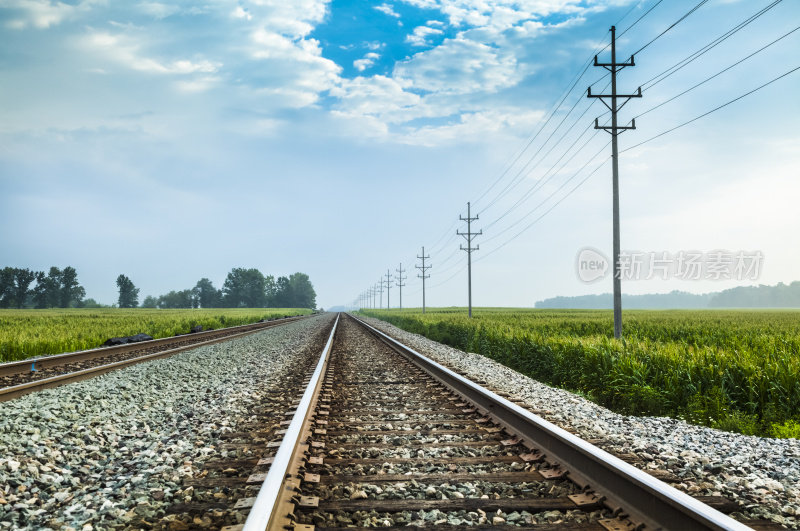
[160,313,781,530]
[0,313,313,402]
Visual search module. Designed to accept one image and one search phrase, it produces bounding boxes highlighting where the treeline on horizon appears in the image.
[0,266,316,310]
[139,269,316,310]
[536,281,800,309]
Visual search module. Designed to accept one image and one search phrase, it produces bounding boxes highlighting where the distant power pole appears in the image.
[395,263,407,309]
[377,280,383,309]
[416,247,431,314]
[458,201,481,318]
[588,25,641,340]
[383,269,393,309]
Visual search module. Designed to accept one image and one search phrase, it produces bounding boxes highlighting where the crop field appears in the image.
[360,308,800,438]
[0,308,312,362]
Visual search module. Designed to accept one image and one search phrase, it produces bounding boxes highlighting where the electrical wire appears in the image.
[623,64,800,153]
[632,0,710,56]
[618,0,665,38]
[635,25,800,120]
[475,155,612,263]
[482,138,610,246]
[640,0,785,92]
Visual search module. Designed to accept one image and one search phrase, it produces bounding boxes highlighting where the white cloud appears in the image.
[353,52,380,72]
[138,2,178,20]
[3,0,83,29]
[83,31,222,77]
[394,37,521,94]
[174,76,220,93]
[374,3,401,18]
[232,6,253,20]
[330,75,421,126]
[246,0,330,38]
[405,25,443,47]
[248,29,341,105]
[399,109,544,146]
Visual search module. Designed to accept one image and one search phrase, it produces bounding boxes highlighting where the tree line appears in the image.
[536,281,800,309]
[1,266,317,310]
[0,266,87,308]
[127,268,317,309]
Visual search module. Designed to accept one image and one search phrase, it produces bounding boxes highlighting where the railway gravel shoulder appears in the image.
[0,313,335,530]
[358,314,800,530]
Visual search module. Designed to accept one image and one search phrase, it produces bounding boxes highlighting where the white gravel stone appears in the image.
[0,315,332,530]
[359,315,800,529]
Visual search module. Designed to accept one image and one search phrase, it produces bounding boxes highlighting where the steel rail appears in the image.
[349,314,752,531]
[0,314,315,403]
[0,314,311,378]
[242,313,340,531]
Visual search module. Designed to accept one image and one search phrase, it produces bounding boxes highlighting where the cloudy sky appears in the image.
[1,0,798,309]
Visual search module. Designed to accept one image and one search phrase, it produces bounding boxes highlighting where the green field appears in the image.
[359,308,800,438]
[0,308,313,362]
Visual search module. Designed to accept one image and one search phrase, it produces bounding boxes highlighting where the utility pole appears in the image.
[458,201,481,318]
[383,270,393,309]
[588,25,641,339]
[395,263,407,309]
[416,247,431,314]
[377,280,383,309]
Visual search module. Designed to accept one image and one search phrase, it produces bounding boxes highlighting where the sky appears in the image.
[1,0,798,309]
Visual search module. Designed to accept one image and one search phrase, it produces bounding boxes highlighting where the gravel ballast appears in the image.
[0,314,334,530]
[359,314,800,529]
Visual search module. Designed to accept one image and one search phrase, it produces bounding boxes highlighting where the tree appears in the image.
[13,269,36,309]
[157,289,195,309]
[32,268,59,308]
[0,268,16,308]
[193,278,222,308]
[116,274,139,308]
[271,276,293,307]
[222,268,267,307]
[59,266,85,308]
[141,295,158,308]
[264,275,277,306]
[288,272,316,309]
[82,298,105,308]
[268,272,316,308]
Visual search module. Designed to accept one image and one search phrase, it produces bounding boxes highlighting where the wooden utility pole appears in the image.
[395,263,406,309]
[458,202,481,318]
[588,25,641,339]
[416,247,431,314]
[383,270,393,309]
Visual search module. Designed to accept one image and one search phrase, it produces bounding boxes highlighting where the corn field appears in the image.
[0,308,312,362]
[360,308,800,438]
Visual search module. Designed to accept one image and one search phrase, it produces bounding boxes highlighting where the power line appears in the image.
[476,156,612,263]
[618,0,665,38]
[632,0,710,56]
[635,25,800,120]
[641,0,785,92]
[482,113,602,233]
[478,93,600,217]
[482,132,607,244]
[623,64,800,153]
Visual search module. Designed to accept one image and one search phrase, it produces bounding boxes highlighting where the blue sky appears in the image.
[1,0,798,309]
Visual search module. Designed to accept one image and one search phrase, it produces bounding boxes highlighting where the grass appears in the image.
[0,308,313,362]
[358,307,800,438]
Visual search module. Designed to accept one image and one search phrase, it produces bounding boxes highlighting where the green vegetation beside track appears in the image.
[359,308,800,438]
[0,308,313,362]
